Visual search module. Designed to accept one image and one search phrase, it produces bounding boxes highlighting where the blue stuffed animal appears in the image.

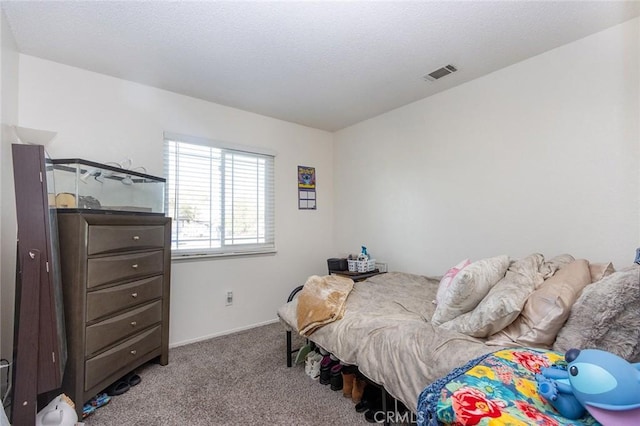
[535,348,640,425]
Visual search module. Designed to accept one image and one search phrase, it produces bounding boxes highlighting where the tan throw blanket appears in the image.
[296,275,354,336]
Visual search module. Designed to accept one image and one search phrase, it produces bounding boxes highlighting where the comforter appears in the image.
[277,272,497,410]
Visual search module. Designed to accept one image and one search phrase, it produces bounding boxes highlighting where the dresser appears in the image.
[56,212,171,416]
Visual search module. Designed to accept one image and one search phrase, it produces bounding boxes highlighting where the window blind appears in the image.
[164,135,275,257]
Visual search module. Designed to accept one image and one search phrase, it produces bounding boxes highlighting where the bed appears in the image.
[277,254,640,424]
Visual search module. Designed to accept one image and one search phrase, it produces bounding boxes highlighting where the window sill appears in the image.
[171,249,277,262]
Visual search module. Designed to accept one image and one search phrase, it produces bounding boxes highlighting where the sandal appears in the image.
[105,380,130,396]
[93,393,111,408]
[82,403,96,419]
[82,392,111,419]
[125,371,141,386]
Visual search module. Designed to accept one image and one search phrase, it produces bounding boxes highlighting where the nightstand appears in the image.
[328,269,385,282]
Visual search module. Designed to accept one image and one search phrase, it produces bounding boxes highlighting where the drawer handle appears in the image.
[130,321,137,327]
[131,292,138,298]
[130,350,137,355]
[132,235,140,241]
[132,264,139,269]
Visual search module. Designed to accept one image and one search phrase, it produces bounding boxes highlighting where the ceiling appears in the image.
[3,1,640,132]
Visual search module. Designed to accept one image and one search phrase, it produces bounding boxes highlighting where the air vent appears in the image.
[423,64,457,81]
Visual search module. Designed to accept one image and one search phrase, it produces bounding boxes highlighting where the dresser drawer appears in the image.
[87,250,164,288]
[85,326,161,391]
[86,275,163,321]
[85,301,162,356]
[88,225,166,255]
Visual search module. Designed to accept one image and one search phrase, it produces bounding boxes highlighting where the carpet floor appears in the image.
[84,322,372,425]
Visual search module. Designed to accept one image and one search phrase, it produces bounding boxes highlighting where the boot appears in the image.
[341,367,356,398]
[355,383,379,412]
[330,364,343,391]
[352,377,367,403]
[319,355,333,385]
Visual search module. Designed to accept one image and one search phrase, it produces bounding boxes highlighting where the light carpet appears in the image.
[84,322,370,425]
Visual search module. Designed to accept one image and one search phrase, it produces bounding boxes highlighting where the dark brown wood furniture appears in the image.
[56,212,171,417]
[11,144,67,425]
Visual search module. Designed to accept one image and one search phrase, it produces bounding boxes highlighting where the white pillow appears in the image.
[431,255,510,326]
[434,259,471,305]
[440,254,545,337]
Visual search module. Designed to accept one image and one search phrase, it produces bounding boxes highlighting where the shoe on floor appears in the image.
[341,365,356,398]
[305,351,322,380]
[330,363,343,391]
[363,391,397,423]
[351,377,367,403]
[124,371,141,386]
[365,409,382,423]
[82,392,112,419]
[355,400,370,413]
[82,404,96,419]
[355,384,381,413]
[319,355,335,385]
[92,393,112,408]
[295,344,312,365]
[304,352,314,376]
[105,380,130,396]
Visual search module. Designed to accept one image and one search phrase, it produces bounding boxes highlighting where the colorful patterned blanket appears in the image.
[417,348,600,426]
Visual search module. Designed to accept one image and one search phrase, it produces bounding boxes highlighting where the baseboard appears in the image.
[169,317,280,348]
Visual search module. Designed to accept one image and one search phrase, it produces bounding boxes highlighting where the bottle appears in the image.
[361,246,369,260]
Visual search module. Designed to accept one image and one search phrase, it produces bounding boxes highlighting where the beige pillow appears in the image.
[440,254,543,337]
[488,259,591,348]
[553,266,640,362]
[539,253,575,280]
[431,255,509,326]
[589,262,615,283]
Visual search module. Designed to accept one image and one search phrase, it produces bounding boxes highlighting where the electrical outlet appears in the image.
[226,291,233,306]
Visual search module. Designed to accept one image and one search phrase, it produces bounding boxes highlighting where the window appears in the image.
[164,133,275,257]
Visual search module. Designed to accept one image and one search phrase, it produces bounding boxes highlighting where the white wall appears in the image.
[17,56,335,346]
[334,18,639,275]
[0,8,20,377]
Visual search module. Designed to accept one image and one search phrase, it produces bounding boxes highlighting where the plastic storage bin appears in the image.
[357,259,376,272]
